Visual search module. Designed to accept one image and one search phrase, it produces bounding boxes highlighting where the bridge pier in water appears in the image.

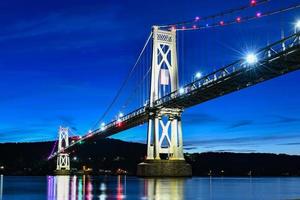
[54,127,70,175]
[137,26,192,177]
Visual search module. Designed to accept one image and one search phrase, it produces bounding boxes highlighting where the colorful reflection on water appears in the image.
[2,175,300,199]
[0,175,3,200]
[47,175,185,200]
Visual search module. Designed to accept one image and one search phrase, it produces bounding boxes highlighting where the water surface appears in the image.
[1,175,300,199]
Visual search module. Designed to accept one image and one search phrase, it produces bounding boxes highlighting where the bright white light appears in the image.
[88,129,92,133]
[296,20,300,29]
[195,72,202,79]
[73,156,77,161]
[179,87,185,95]
[101,123,106,131]
[118,113,124,118]
[246,53,258,64]
[144,100,149,106]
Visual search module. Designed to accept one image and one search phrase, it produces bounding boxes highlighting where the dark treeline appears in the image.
[1,139,300,176]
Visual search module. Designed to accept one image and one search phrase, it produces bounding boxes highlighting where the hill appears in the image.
[1,139,300,176]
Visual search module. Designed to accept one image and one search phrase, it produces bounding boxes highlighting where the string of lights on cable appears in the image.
[159,0,300,31]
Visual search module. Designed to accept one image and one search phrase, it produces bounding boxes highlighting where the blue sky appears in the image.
[0,0,300,155]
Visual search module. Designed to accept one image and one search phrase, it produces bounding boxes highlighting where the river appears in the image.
[1,175,300,199]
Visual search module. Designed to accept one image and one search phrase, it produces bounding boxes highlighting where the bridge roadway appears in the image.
[49,32,300,160]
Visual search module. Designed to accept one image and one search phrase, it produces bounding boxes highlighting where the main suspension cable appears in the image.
[91,32,153,129]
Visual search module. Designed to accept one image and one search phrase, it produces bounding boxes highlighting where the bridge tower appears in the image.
[137,26,192,177]
[55,126,70,174]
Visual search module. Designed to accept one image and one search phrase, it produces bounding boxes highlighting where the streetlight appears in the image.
[246,53,258,65]
[101,122,106,131]
[295,20,300,33]
[179,87,185,95]
[296,20,300,43]
[195,72,202,80]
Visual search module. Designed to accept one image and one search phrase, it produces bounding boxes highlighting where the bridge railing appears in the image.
[100,106,146,129]
[154,32,300,107]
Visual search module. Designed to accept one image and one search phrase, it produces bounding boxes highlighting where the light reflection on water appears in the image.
[0,175,3,200]
[2,175,300,199]
[47,175,185,200]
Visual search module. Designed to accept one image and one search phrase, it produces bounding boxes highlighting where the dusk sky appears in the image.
[1,0,300,155]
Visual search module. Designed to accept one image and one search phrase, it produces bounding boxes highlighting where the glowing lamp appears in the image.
[192,25,197,29]
[195,16,200,21]
[246,53,258,64]
[256,12,262,18]
[236,17,241,23]
[220,21,224,26]
[118,113,124,118]
[250,0,256,6]
[179,87,185,95]
[295,20,300,30]
[116,119,123,127]
[195,72,202,79]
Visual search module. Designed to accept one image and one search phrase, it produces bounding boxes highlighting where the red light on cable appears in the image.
[192,25,197,29]
[220,21,224,26]
[250,0,257,6]
[236,17,241,23]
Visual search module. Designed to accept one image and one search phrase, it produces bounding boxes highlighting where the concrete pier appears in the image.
[53,169,70,176]
[137,160,192,177]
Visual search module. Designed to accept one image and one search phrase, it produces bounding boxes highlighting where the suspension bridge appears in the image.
[47,0,300,177]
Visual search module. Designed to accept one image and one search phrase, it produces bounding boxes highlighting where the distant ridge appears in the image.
[0,139,300,176]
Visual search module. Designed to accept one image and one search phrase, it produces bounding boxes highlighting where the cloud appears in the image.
[185,134,300,148]
[0,127,54,143]
[0,4,145,52]
[184,146,198,150]
[0,128,43,136]
[274,116,300,124]
[212,149,257,153]
[278,142,300,146]
[182,113,220,125]
[228,120,253,129]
